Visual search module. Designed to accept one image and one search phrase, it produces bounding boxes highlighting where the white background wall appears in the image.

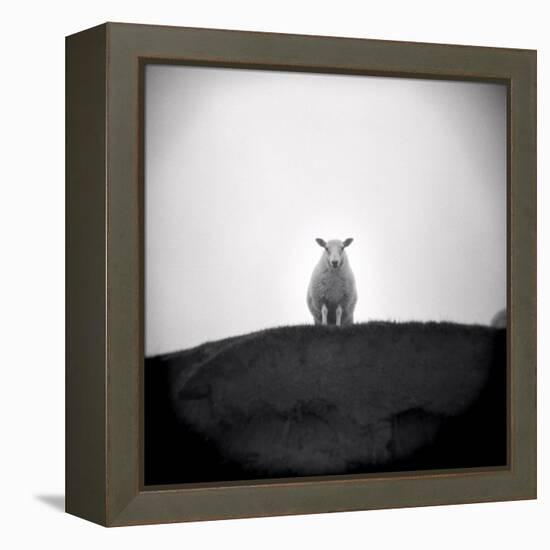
[0,0,547,547]
[145,65,506,354]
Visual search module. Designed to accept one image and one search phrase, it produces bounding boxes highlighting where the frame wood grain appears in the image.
[66,22,537,526]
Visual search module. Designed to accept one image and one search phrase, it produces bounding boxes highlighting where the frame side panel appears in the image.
[509,52,537,497]
[65,24,108,526]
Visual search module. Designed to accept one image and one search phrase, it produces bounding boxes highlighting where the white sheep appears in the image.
[490,308,507,329]
[307,238,358,326]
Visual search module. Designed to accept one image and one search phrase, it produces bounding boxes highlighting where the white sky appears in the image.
[145,65,506,356]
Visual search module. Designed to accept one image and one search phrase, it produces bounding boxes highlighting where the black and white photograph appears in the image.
[144,64,508,485]
[3,0,543,542]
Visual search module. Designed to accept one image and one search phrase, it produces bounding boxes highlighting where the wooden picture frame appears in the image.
[66,22,536,526]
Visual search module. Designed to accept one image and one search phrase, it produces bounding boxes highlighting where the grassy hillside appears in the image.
[145,322,506,485]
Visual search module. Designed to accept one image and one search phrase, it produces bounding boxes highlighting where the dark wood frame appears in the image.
[66,22,537,527]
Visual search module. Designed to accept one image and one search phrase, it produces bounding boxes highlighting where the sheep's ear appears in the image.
[343,238,354,248]
[315,238,327,248]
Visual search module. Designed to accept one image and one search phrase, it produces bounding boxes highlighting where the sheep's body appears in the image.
[307,239,357,326]
[490,309,507,329]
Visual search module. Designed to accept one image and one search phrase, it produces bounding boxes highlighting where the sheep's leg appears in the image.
[321,304,328,325]
[335,305,342,327]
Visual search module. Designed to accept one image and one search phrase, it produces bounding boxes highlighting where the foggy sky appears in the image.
[145,65,506,356]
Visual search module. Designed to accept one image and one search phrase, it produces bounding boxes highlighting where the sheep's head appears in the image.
[315,238,353,269]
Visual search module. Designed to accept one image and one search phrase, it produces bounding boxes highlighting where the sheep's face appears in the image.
[316,238,354,269]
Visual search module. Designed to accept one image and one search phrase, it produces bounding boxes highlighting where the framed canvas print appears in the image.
[66,22,537,526]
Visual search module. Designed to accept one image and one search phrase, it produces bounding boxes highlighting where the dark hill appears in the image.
[145,322,506,485]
